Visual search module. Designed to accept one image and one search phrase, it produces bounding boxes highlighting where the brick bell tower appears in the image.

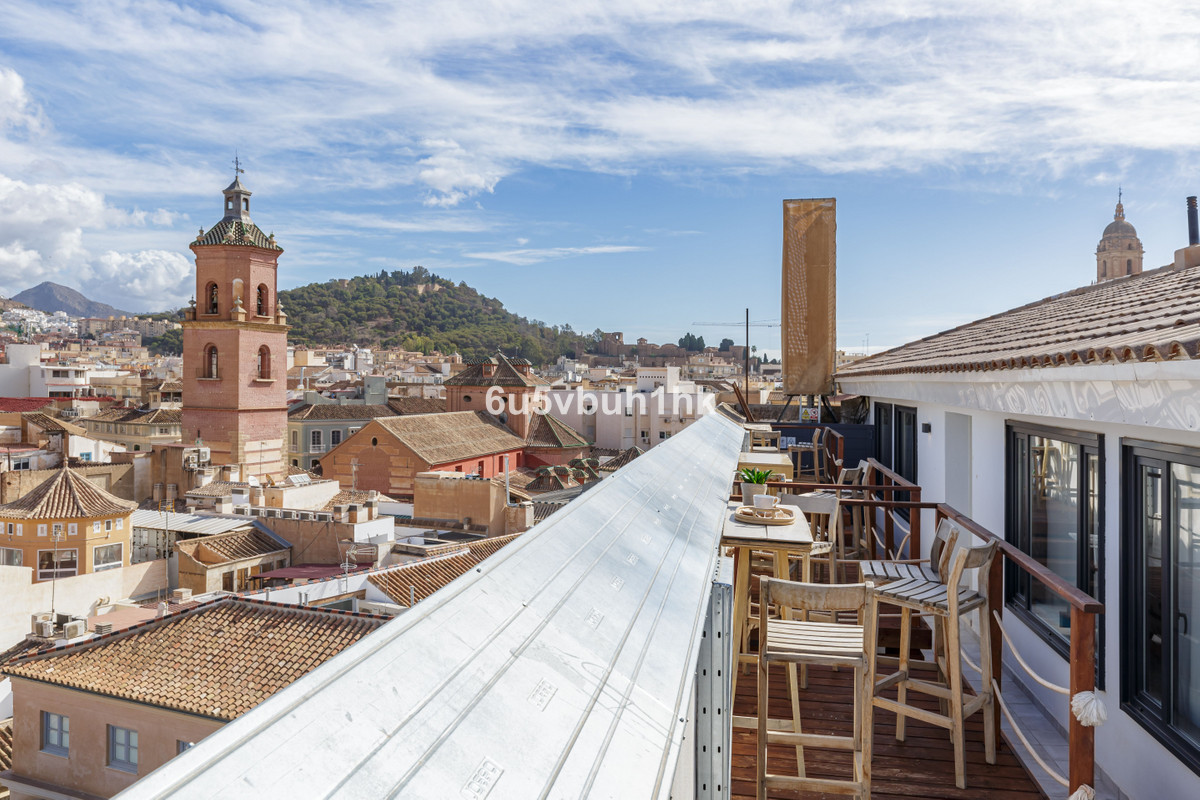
[182,168,288,479]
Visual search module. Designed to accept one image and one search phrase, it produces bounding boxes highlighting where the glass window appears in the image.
[37,549,78,580]
[1006,423,1102,651]
[42,711,69,756]
[331,429,342,446]
[311,430,323,448]
[94,543,123,572]
[874,402,894,468]
[108,725,138,773]
[1124,441,1200,767]
[0,547,22,567]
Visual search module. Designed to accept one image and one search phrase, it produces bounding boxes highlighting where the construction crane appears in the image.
[692,308,780,402]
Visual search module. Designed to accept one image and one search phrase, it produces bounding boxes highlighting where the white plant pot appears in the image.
[741,482,768,503]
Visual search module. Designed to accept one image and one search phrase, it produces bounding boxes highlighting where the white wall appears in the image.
[0,560,168,650]
[854,373,1200,800]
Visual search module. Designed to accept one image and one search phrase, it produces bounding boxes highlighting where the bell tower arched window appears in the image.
[206,283,219,315]
[257,284,268,316]
[258,346,271,379]
[204,345,218,379]
[1127,259,1133,274]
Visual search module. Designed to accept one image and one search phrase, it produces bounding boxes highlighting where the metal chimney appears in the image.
[1189,196,1198,246]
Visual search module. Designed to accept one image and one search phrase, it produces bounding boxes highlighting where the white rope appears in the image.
[992,678,1069,788]
[1070,690,1108,728]
[993,610,1070,695]
[959,646,982,675]
[1068,784,1096,800]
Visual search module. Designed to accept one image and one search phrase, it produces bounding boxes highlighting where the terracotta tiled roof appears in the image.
[386,397,446,415]
[177,529,290,565]
[184,480,247,498]
[372,411,524,464]
[598,446,643,473]
[0,467,137,520]
[322,489,391,510]
[368,535,521,606]
[0,717,12,773]
[0,397,55,413]
[22,412,86,436]
[158,380,182,392]
[288,403,396,421]
[525,413,590,449]
[193,218,282,250]
[2,598,383,720]
[83,407,182,424]
[443,352,548,387]
[838,262,1200,377]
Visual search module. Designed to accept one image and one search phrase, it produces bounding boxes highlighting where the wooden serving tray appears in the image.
[734,506,797,526]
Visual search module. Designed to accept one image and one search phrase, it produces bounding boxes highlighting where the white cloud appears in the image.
[464,245,648,266]
[0,173,189,309]
[1,1,1198,210]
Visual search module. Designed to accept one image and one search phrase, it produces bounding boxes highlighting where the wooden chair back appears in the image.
[930,518,961,580]
[762,577,873,615]
[780,492,840,543]
[943,539,999,612]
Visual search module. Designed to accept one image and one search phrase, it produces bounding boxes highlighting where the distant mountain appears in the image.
[279,267,596,363]
[12,282,131,318]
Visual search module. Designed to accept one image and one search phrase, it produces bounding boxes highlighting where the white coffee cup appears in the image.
[753,494,779,510]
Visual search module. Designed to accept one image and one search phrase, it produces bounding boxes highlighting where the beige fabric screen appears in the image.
[781,198,836,396]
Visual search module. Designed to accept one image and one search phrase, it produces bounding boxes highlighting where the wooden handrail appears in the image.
[936,504,1103,614]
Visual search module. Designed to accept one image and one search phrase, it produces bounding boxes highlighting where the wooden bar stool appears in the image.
[757,578,877,800]
[869,539,999,789]
[859,517,960,586]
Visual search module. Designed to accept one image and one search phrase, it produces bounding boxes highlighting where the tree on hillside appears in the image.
[719,337,734,351]
[678,332,705,351]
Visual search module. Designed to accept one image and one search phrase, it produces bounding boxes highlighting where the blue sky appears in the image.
[2,2,1200,357]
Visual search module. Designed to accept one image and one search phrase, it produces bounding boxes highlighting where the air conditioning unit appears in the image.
[249,508,262,517]
[298,512,313,521]
[36,620,55,638]
[198,447,211,462]
[63,620,86,639]
[316,512,333,522]
[31,612,52,634]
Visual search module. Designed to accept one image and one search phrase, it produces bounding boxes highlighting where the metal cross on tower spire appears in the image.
[233,152,245,177]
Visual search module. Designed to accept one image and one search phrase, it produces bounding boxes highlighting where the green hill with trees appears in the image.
[277,267,595,363]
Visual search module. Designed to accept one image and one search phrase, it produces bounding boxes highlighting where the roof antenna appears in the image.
[233,152,245,178]
[1118,185,1122,205]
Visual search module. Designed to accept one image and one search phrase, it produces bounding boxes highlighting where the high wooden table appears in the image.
[737,451,794,482]
[721,501,827,726]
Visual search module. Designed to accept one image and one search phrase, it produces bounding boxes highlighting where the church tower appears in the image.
[1096,191,1144,282]
[182,170,288,479]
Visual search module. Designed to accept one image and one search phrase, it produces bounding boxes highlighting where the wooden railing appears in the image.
[728,472,1102,796]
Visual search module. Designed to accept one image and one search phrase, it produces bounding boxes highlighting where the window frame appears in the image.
[0,546,21,567]
[93,542,123,572]
[41,711,69,757]
[1121,438,1200,775]
[1004,421,1104,660]
[107,724,138,773]
[37,548,78,580]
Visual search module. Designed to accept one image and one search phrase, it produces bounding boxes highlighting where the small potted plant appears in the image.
[739,467,773,504]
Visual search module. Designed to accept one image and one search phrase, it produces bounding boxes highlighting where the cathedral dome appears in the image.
[1103,218,1136,237]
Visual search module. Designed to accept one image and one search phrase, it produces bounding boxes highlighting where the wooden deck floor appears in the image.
[732,661,1047,800]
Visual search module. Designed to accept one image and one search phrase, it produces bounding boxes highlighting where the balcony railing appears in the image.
[735,469,1102,799]
[309,443,327,453]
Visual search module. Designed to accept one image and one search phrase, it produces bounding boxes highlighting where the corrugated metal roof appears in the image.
[115,412,744,800]
[129,510,253,536]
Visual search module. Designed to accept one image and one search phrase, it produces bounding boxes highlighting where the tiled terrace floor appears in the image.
[731,660,1048,800]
